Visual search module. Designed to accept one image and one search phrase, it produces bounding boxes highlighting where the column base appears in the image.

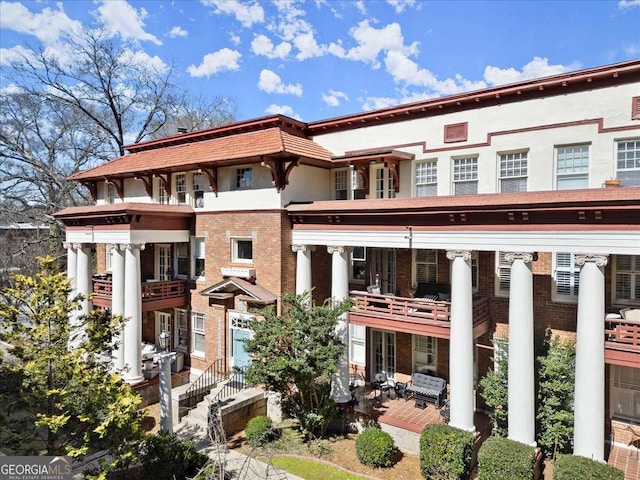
[122,374,145,385]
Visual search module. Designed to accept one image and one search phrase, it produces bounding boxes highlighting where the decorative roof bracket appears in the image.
[105,177,125,199]
[261,157,299,192]
[81,181,98,201]
[135,173,154,197]
[199,166,219,197]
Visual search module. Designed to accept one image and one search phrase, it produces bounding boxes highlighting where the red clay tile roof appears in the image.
[69,128,334,181]
[54,203,194,220]
[200,276,277,304]
[287,187,640,214]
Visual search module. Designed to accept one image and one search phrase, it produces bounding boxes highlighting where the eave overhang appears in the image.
[53,203,194,229]
[287,187,640,230]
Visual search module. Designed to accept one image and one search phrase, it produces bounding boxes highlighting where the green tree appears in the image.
[479,337,508,437]
[536,332,575,458]
[0,257,146,475]
[245,291,352,440]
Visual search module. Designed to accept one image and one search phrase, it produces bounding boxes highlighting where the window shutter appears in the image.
[444,122,468,143]
[633,96,640,120]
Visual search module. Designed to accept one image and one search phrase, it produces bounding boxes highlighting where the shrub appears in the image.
[477,436,536,480]
[245,415,275,447]
[553,454,624,480]
[139,432,208,480]
[355,428,396,467]
[420,424,474,480]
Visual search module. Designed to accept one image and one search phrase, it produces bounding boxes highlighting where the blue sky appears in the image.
[1,0,639,123]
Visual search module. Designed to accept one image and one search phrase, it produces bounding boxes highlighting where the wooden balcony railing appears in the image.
[605,316,640,367]
[92,278,188,311]
[349,291,491,339]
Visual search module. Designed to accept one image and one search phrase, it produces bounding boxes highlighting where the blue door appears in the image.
[231,328,251,369]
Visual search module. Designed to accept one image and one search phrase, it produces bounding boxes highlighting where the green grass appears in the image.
[270,456,371,480]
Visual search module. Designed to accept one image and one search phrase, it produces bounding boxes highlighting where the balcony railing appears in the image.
[349,291,491,339]
[92,278,188,311]
[605,315,640,367]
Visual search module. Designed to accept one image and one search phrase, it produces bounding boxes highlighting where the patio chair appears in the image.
[372,372,396,402]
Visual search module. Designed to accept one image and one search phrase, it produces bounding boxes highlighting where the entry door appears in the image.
[371,329,396,379]
[156,245,171,280]
[371,248,397,295]
[230,311,253,369]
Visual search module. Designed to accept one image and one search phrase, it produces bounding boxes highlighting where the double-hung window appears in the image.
[176,244,189,277]
[175,174,187,204]
[499,151,528,193]
[175,308,189,351]
[413,335,437,374]
[156,178,168,204]
[333,170,349,200]
[453,156,478,195]
[553,252,580,302]
[193,237,205,278]
[351,247,366,283]
[616,139,640,186]
[556,145,589,190]
[192,311,205,355]
[614,255,640,305]
[415,160,437,197]
[193,172,205,208]
[349,324,366,365]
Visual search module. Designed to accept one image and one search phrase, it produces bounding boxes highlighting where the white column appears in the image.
[122,243,145,385]
[68,243,91,349]
[110,244,126,371]
[292,244,314,298]
[328,245,351,404]
[65,242,78,300]
[446,250,475,432]
[573,254,607,462]
[506,252,536,445]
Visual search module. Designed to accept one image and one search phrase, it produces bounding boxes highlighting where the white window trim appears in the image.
[612,254,640,306]
[349,324,366,366]
[351,246,366,284]
[175,243,189,279]
[412,334,437,374]
[452,155,479,195]
[174,308,189,352]
[191,311,205,357]
[414,159,438,197]
[555,144,590,190]
[413,249,438,287]
[498,150,528,193]
[193,237,205,279]
[231,237,253,264]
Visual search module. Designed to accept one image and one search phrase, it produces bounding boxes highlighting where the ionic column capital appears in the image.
[292,244,315,253]
[446,250,472,261]
[327,245,352,256]
[575,254,608,267]
[63,242,82,250]
[123,243,146,252]
[504,252,535,264]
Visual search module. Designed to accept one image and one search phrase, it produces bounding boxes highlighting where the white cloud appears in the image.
[355,1,367,14]
[251,34,292,59]
[169,26,188,38]
[271,0,325,60]
[0,1,82,43]
[202,0,264,27]
[258,69,303,96]
[96,0,162,45]
[618,0,640,8]
[387,0,417,13]
[0,45,35,66]
[384,50,487,94]
[0,83,23,94]
[360,96,400,111]
[264,103,301,120]
[624,42,640,56]
[483,57,577,86]
[322,89,348,107]
[230,33,241,45]
[342,20,418,68]
[293,31,323,60]
[187,48,241,77]
[123,49,169,74]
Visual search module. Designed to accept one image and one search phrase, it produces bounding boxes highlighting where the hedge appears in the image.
[420,424,475,479]
[477,436,536,480]
[355,427,396,467]
[245,415,275,447]
[553,454,624,480]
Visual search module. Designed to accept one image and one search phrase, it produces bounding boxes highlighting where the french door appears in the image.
[371,329,396,380]
[155,312,172,350]
[370,248,396,295]
[156,245,171,280]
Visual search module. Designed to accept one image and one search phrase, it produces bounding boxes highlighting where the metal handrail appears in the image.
[180,358,225,414]
[210,366,248,404]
